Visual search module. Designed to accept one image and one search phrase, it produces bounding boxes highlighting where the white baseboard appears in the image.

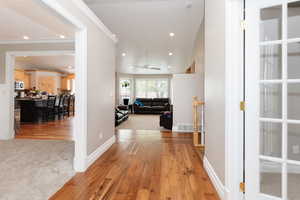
[86,135,116,169]
[172,123,194,132]
[203,156,226,200]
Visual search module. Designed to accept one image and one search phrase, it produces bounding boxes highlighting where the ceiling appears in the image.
[15,55,75,74]
[84,0,204,74]
[0,0,75,41]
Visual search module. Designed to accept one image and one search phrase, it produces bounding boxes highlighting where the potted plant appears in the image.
[121,80,130,105]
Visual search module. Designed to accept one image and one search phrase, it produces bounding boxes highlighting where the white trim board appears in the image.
[0,39,74,45]
[86,136,116,170]
[224,0,245,200]
[6,50,74,56]
[72,0,118,43]
[172,123,194,132]
[204,156,228,200]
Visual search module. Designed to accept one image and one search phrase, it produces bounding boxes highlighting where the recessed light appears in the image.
[169,52,173,56]
[169,33,175,37]
[23,36,29,40]
[59,35,65,39]
[122,53,126,57]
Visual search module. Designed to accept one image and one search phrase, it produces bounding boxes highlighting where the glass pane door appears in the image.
[259,2,300,200]
[246,1,300,200]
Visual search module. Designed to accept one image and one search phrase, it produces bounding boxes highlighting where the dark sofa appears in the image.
[115,107,129,126]
[133,98,171,114]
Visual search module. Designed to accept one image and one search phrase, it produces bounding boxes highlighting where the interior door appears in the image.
[246,0,300,199]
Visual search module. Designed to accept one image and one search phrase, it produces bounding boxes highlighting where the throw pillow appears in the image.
[134,100,144,106]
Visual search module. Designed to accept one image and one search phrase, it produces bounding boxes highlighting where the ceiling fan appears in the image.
[131,64,161,71]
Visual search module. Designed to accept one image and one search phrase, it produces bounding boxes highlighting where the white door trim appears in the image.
[224,0,245,199]
[5,48,88,172]
[40,0,89,172]
[41,0,89,173]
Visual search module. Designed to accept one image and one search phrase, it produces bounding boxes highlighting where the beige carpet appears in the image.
[116,114,168,131]
[0,139,75,200]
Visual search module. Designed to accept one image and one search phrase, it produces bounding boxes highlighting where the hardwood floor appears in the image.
[50,129,220,200]
[15,116,74,140]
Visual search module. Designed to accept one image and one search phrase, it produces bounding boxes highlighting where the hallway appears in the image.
[50,130,219,200]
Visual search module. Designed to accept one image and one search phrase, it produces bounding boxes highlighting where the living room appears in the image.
[115,74,173,131]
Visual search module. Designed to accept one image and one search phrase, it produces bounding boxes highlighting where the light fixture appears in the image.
[169,52,173,56]
[169,32,175,37]
[23,36,29,40]
[59,35,65,39]
[167,66,172,69]
[122,53,126,57]
[68,66,73,69]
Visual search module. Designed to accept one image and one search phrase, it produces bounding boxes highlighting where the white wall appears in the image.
[172,74,197,132]
[55,0,116,156]
[193,21,205,101]
[171,19,205,133]
[204,0,226,185]
[0,84,10,140]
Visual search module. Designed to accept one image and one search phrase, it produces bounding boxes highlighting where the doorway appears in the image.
[245,0,300,199]
[12,52,76,140]
[0,0,88,172]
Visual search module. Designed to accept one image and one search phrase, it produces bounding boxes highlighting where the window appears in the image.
[135,78,169,98]
[119,78,132,103]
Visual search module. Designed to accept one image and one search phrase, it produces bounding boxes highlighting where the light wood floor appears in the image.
[50,129,219,200]
[15,116,74,140]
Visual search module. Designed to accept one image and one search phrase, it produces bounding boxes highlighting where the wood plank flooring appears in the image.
[15,116,74,140]
[50,129,220,200]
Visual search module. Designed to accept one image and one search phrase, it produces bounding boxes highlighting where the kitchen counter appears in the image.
[16,98,47,122]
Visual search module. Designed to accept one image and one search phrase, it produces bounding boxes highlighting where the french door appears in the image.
[246,0,300,200]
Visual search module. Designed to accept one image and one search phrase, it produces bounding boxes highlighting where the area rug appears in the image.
[0,139,75,200]
[116,114,169,131]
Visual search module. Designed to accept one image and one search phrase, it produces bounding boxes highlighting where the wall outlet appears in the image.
[292,145,300,154]
[99,132,103,140]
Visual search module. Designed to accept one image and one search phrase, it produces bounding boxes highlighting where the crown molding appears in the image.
[72,0,118,43]
[0,39,74,45]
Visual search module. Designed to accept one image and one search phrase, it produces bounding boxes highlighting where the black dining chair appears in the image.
[56,95,65,115]
[67,95,75,116]
[45,95,56,120]
[63,95,70,115]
